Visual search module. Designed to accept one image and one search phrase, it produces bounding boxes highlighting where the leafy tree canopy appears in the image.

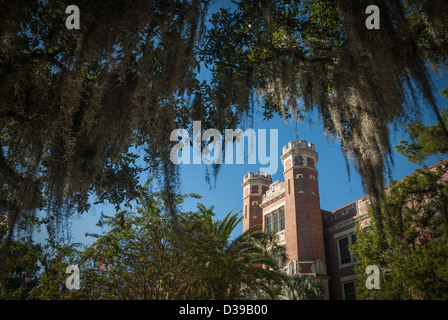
[351,113,448,299]
[0,0,222,246]
[1,0,448,279]
[396,88,448,164]
[3,186,285,300]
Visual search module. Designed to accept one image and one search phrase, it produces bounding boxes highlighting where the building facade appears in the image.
[242,140,370,300]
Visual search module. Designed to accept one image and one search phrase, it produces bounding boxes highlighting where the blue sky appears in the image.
[65,67,448,244]
[177,71,448,239]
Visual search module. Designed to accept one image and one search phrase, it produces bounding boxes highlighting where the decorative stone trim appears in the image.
[260,181,285,208]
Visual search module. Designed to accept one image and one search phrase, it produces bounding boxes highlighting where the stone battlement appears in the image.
[243,171,272,183]
[282,140,315,155]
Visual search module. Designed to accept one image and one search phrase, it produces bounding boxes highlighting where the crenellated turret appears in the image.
[281,140,318,173]
[241,171,272,234]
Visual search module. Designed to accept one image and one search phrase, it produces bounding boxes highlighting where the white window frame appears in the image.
[335,229,357,267]
[342,280,357,300]
[265,207,286,233]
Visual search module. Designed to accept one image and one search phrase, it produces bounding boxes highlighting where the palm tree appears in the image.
[194,205,284,299]
[239,230,324,300]
[248,230,287,269]
[277,274,324,300]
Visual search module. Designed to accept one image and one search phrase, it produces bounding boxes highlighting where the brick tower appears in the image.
[281,140,329,295]
[241,141,329,298]
[241,171,272,233]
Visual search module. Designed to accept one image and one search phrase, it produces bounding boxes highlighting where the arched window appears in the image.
[297,174,303,192]
[310,175,316,194]
[252,201,258,218]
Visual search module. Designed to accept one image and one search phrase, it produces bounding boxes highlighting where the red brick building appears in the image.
[320,196,370,300]
[242,140,447,299]
[241,140,374,300]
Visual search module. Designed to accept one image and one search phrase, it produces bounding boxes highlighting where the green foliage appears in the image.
[351,159,448,299]
[273,274,324,300]
[0,0,220,249]
[1,180,327,300]
[353,106,448,299]
[24,185,284,300]
[353,227,448,300]
[0,240,42,299]
[396,89,448,164]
